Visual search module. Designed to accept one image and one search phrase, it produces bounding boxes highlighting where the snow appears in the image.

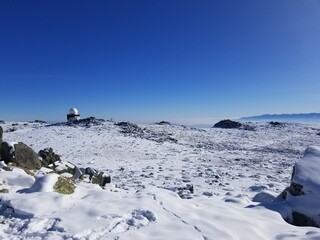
[293,146,320,192]
[1,121,320,239]
[21,173,59,193]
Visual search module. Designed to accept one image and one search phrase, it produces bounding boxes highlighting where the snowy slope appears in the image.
[1,121,320,239]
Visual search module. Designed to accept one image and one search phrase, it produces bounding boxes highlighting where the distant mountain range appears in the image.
[239,113,320,123]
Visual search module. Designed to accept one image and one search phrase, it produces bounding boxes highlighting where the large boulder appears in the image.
[0,142,42,170]
[279,146,320,227]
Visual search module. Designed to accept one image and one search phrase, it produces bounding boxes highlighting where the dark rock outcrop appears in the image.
[0,142,14,163]
[36,148,111,188]
[33,120,47,124]
[115,122,144,136]
[213,119,255,131]
[115,121,178,143]
[38,148,61,168]
[155,121,171,125]
[6,127,17,133]
[269,121,283,127]
[84,167,111,187]
[291,212,318,227]
[70,117,105,127]
[1,142,42,170]
[213,119,242,129]
[0,126,3,147]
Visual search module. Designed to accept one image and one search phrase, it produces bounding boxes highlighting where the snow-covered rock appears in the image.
[280,146,320,227]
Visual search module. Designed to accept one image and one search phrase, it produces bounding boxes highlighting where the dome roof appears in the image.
[69,108,79,115]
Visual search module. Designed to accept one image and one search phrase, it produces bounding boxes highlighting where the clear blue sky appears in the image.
[1,0,320,124]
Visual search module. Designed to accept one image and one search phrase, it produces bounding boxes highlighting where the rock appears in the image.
[72,166,83,180]
[0,126,2,154]
[0,126,3,144]
[54,161,76,175]
[115,121,144,135]
[33,120,47,124]
[22,174,75,194]
[269,121,283,127]
[1,142,42,170]
[38,148,76,175]
[278,146,320,227]
[6,127,17,133]
[252,191,275,203]
[0,142,15,163]
[241,125,256,131]
[213,119,242,129]
[0,120,5,124]
[69,117,105,127]
[38,148,61,168]
[13,143,42,170]
[155,121,171,125]
[213,119,255,131]
[0,189,9,193]
[36,148,111,187]
[85,167,111,187]
[91,172,111,187]
[291,212,318,227]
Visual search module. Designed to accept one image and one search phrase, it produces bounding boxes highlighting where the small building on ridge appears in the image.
[67,108,80,122]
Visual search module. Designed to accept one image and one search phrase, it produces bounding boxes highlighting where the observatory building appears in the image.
[67,108,80,122]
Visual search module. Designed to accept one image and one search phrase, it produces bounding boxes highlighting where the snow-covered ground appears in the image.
[1,121,320,239]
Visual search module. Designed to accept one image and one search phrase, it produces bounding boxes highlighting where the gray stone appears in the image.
[72,166,83,180]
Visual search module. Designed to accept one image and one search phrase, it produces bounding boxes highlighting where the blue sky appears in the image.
[1,0,320,124]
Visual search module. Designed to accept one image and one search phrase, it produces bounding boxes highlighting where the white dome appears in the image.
[69,108,79,115]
